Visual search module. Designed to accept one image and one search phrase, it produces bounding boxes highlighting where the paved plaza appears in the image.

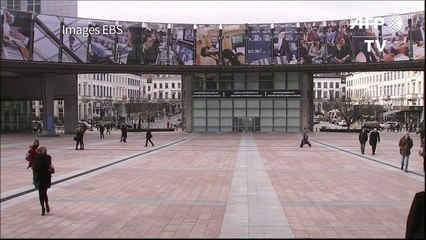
[1,129,424,238]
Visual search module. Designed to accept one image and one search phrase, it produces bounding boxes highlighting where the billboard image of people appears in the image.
[196,24,220,65]
[143,22,168,65]
[248,24,272,65]
[1,8,32,61]
[273,23,298,64]
[33,13,61,62]
[327,19,352,64]
[117,21,142,64]
[410,11,424,60]
[221,24,246,65]
[170,24,194,65]
[62,17,90,63]
[89,19,117,64]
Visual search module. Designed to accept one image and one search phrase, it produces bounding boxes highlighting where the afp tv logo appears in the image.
[349,13,403,52]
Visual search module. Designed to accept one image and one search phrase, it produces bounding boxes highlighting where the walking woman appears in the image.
[32,146,52,216]
[75,125,85,150]
[26,139,40,185]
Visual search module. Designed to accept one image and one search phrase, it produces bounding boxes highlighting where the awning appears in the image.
[383,110,402,117]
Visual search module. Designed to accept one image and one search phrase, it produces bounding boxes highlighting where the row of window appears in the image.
[153,82,181,89]
[346,71,419,87]
[348,81,422,99]
[315,81,340,89]
[7,0,41,12]
[315,90,341,99]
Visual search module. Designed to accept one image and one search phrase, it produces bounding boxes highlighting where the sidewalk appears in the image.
[1,130,424,238]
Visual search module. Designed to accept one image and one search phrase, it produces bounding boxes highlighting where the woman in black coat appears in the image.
[33,145,52,216]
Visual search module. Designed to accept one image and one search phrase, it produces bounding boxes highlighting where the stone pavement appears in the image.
[0,130,424,238]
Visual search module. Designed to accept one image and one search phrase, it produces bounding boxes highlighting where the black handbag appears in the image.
[73,136,78,141]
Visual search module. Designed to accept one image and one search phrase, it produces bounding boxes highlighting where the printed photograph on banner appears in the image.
[88,19,119,64]
[221,24,246,65]
[144,22,168,65]
[196,24,220,65]
[170,23,194,65]
[247,24,272,65]
[62,17,90,63]
[33,14,61,62]
[326,18,352,64]
[1,8,32,61]
[273,22,298,64]
[116,21,142,64]
[410,11,425,60]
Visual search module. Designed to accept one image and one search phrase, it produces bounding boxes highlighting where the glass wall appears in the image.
[192,72,304,132]
[1,101,33,132]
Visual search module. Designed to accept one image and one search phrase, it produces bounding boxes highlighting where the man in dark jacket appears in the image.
[358,127,368,154]
[369,127,380,155]
[399,132,414,172]
[120,124,128,142]
[145,129,154,147]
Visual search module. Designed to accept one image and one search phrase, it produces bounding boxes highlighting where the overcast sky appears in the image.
[78,1,424,24]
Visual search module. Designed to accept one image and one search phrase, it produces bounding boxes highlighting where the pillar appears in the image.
[40,73,59,136]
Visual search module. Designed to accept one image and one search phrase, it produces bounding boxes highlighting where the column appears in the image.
[40,73,58,136]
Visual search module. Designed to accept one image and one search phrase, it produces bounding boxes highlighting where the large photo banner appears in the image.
[33,13,61,62]
[410,11,424,60]
[221,24,246,65]
[170,23,194,65]
[325,19,352,64]
[117,21,142,64]
[89,19,117,64]
[247,24,272,65]
[1,8,32,61]
[273,22,298,64]
[144,22,168,65]
[62,17,89,63]
[196,24,220,65]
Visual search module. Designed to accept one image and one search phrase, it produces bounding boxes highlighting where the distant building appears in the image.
[1,0,77,16]
[313,73,346,113]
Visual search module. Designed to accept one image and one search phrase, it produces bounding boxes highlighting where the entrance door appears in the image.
[234,117,255,132]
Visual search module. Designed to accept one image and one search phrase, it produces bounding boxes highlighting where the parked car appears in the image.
[78,120,93,131]
[116,122,133,130]
[338,120,348,126]
[380,121,397,129]
[361,121,379,130]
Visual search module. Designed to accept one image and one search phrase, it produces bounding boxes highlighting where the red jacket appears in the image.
[27,145,39,169]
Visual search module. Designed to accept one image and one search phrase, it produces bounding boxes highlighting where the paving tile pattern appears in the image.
[1,130,424,238]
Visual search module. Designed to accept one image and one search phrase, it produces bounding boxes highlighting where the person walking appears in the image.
[145,129,154,147]
[99,123,105,139]
[300,127,311,148]
[26,139,40,185]
[75,125,85,150]
[358,127,368,154]
[369,127,380,155]
[120,124,128,142]
[106,123,111,134]
[32,145,52,216]
[399,132,414,172]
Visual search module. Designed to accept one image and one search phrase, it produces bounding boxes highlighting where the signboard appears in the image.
[192,90,301,98]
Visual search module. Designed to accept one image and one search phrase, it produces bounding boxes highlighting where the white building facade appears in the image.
[346,71,424,123]
[313,73,346,113]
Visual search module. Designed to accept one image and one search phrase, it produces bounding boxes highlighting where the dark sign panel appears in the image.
[193,90,301,98]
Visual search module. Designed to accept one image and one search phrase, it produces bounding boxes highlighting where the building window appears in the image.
[7,0,21,10]
[172,83,175,88]
[323,82,328,88]
[336,82,339,88]
[323,91,328,99]
[330,82,334,89]
[316,90,322,99]
[27,0,41,13]
[154,83,157,89]
[165,83,169,89]
[317,82,321,88]
[159,83,163,89]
